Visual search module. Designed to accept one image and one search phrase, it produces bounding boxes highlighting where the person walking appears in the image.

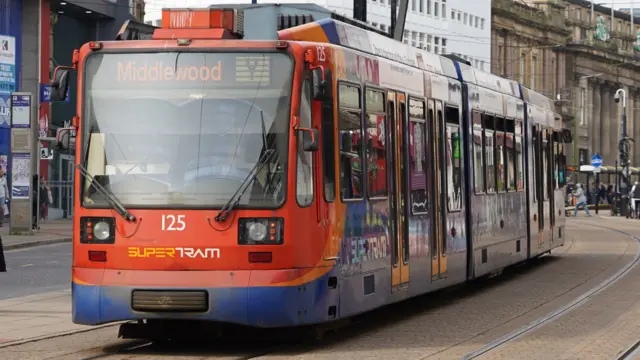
[573,183,592,217]
[630,181,640,219]
[0,167,10,227]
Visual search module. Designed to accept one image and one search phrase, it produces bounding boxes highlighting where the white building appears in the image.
[145,0,491,71]
[363,0,492,71]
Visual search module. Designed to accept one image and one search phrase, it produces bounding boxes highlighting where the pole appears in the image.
[617,89,630,217]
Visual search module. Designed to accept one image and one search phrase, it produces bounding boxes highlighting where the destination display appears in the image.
[85,52,292,90]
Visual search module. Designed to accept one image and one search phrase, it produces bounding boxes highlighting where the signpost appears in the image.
[591,154,603,214]
[9,92,36,234]
[591,153,603,168]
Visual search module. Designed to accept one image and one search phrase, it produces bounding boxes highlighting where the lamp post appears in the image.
[615,88,630,217]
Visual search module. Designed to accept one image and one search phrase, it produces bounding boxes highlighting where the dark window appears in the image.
[338,83,364,200]
[410,98,428,214]
[365,88,387,198]
[445,106,461,210]
[472,111,484,193]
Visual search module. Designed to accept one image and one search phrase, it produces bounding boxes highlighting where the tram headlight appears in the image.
[93,221,111,241]
[238,218,284,245]
[80,217,116,244]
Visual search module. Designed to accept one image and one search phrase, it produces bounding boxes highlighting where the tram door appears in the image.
[428,100,447,280]
[533,126,544,248]
[387,91,410,291]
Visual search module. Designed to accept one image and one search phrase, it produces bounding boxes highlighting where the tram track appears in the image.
[615,339,640,360]
[460,221,640,359]
[5,220,638,360]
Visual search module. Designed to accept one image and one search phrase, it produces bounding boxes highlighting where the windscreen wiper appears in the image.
[214,149,275,222]
[76,163,136,222]
[260,110,274,194]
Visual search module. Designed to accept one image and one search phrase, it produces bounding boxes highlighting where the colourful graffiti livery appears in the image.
[61,8,567,335]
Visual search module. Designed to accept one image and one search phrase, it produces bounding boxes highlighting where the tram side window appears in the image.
[322,92,336,202]
[515,121,524,191]
[495,116,506,192]
[505,119,516,191]
[365,89,387,198]
[542,129,549,201]
[409,98,428,214]
[483,114,496,193]
[445,106,462,210]
[296,80,314,207]
[338,83,364,200]
[532,126,538,200]
[472,111,484,193]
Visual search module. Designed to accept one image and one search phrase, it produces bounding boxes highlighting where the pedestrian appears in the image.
[0,167,10,227]
[573,183,592,217]
[630,181,640,219]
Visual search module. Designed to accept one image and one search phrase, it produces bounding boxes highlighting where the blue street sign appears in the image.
[39,83,69,103]
[591,154,603,167]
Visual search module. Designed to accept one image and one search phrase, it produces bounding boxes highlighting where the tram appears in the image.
[48,8,569,336]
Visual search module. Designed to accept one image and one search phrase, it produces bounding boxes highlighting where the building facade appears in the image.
[492,0,640,171]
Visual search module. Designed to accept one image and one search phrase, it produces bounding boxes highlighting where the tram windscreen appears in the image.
[81,52,293,208]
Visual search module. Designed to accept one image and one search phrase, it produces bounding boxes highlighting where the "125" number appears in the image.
[161,214,186,231]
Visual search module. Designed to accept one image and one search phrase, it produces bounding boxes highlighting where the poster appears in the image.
[0,35,16,94]
[0,94,8,125]
[11,152,30,199]
[11,94,30,128]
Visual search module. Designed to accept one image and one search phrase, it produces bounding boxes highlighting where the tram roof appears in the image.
[277,18,459,79]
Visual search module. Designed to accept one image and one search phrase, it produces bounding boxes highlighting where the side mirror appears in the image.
[55,128,75,150]
[311,67,332,101]
[296,127,319,152]
[50,67,71,102]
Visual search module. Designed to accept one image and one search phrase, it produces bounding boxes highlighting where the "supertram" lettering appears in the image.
[128,247,221,259]
[117,61,223,82]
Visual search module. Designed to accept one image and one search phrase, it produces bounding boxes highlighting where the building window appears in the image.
[442,38,447,54]
[419,0,424,13]
[451,9,455,19]
[531,56,536,89]
[481,18,485,29]
[411,0,417,12]
[457,11,461,21]
[519,54,525,83]
[579,149,588,165]
[434,1,439,16]
[579,87,586,126]
[464,13,468,25]
[442,2,446,17]
[475,16,479,28]
[551,58,556,95]
[427,0,431,14]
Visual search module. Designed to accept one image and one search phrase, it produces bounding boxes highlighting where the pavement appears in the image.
[1,219,71,251]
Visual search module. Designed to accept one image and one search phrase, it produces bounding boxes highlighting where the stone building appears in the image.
[491,0,640,168]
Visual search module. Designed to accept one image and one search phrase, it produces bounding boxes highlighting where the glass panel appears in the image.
[495,131,505,192]
[485,130,495,193]
[338,84,363,200]
[473,129,484,193]
[296,80,313,206]
[82,52,292,208]
[410,120,428,214]
[365,89,387,197]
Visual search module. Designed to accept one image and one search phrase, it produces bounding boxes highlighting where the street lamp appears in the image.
[614,88,630,217]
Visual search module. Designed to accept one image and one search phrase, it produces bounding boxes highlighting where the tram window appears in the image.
[505,119,516,191]
[338,83,364,200]
[365,89,388,198]
[296,80,314,207]
[445,106,462,211]
[322,94,336,203]
[472,111,484,193]
[410,98,428,215]
[495,116,505,192]
[542,129,549,201]
[532,127,538,200]
[515,135,523,191]
[483,114,496,193]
